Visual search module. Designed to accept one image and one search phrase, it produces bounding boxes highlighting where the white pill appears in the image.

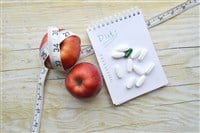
[132,64,145,75]
[116,45,129,52]
[111,52,125,59]
[145,62,155,75]
[138,49,148,61]
[130,49,141,59]
[126,76,136,89]
[127,58,133,72]
[114,64,123,79]
[136,75,146,87]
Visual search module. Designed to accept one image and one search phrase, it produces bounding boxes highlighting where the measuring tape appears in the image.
[31,0,199,132]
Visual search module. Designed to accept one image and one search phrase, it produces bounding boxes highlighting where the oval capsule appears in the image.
[126,76,136,89]
[130,49,141,59]
[138,49,148,61]
[114,64,123,79]
[111,51,125,59]
[132,64,145,75]
[136,75,146,87]
[124,48,133,58]
[127,58,133,72]
[145,62,155,75]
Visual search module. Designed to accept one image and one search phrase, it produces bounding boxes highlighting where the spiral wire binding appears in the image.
[87,7,141,32]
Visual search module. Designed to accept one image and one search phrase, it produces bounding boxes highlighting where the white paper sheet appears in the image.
[87,9,168,105]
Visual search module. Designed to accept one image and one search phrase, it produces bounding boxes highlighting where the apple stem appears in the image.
[75,78,83,86]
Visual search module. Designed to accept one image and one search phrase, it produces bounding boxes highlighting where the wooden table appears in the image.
[1,0,199,132]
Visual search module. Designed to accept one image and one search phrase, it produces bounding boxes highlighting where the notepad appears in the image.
[87,8,168,105]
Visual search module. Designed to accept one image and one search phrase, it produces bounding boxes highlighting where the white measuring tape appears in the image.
[40,27,77,71]
[31,0,199,132]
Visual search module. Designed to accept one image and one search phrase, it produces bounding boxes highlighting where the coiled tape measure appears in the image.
[31,1,199,132]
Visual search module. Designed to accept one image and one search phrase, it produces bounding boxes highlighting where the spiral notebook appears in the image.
[87,8,168,105]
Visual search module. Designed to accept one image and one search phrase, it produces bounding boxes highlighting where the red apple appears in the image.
[39,29,81,70]
[65,62,102,99]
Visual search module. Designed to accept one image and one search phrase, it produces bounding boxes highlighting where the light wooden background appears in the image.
[1,0,199,133]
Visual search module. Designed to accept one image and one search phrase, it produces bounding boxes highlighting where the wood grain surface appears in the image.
[1,0,199,133]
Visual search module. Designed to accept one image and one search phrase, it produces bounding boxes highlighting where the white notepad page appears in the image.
[87,8,168,105]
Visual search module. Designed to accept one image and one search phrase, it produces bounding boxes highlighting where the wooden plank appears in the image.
[1,1,200,133]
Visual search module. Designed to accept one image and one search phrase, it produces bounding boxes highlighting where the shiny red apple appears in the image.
[39,29,81,70]
[65,62,102,99]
